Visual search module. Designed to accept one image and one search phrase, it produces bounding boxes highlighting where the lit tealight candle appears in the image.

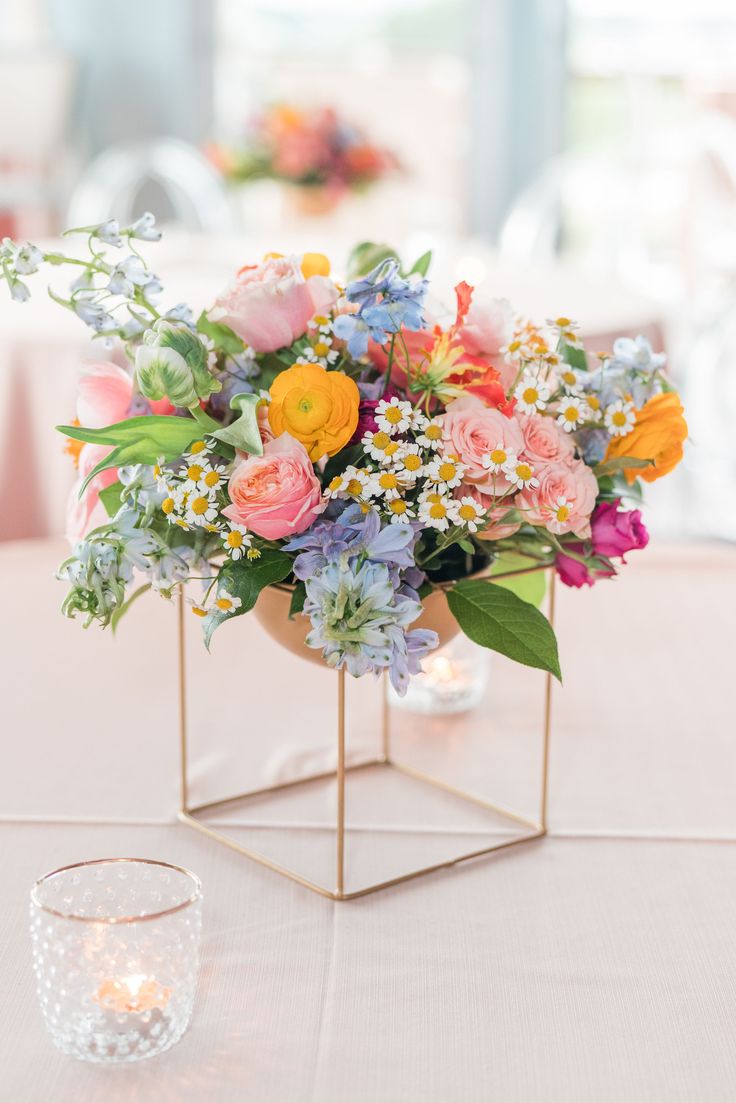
[95,974,171,1015]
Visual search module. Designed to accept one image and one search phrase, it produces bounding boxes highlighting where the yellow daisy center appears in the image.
[562,371,576,385]
[379,472,399,491]
[429,503,448,519]
[162,497,175,515]
[515,463,533,481]
[203,470,221,488]
[587,395,601,410]
[490,448,507,466]
[372,431,390,449]
[389,499,408,515]
[191,496,209,515]
[227,531,243,548]
[563,406,579,422]
[458,504,477,521]
[403,453,422,472]
[555,316,571,327]
[425,424,442,441]
[384,406,403,425]
[215,597,234,612]
[189,441,207,454]
[439,461,457,482]
[384,441,400,457]
[187,464,204,481]
[612,411,627,427]
[313,341,330,358]
[191,605,208,618]
[522,387,539,404]
[328,475,344,492]
[313,314,329,326]
[346,479,364,495]
[556,504,570,521]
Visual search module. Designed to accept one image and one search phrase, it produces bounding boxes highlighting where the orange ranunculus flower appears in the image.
[604,391,687,484]
[268,363,359,461]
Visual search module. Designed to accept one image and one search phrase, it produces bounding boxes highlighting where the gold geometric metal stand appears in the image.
[177,577,555,901]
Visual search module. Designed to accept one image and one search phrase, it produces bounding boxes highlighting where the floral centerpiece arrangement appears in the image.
[1,220,687,693]
[207,104,398,213]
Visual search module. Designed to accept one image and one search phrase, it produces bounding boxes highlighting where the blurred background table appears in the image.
[2,538,735,1102]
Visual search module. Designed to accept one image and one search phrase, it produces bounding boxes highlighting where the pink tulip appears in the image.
[76,362,134,427]
[65,443,119,543]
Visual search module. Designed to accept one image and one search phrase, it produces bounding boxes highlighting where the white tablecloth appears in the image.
[2,539,735,1101]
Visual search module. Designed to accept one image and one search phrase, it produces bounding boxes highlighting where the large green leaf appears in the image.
[447,579,561,680]
[409,250,432,276]
[210,392,263,455]
[57,415,206,495]
[490,553,547,608]
[196,310,245,357]
[204,551,293,648]
[560,341,587,371]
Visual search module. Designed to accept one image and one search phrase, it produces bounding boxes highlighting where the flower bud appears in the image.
[135,320,221,407]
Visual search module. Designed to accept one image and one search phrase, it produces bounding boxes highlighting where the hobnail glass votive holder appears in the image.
[30,858,203,1063]
[390,636,490,715]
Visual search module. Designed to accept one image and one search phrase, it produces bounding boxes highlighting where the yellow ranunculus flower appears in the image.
[604,391,687,483]
[268,363,359,461]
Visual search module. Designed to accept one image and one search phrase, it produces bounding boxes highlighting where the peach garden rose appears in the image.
[223,433,325,540]
[441,394,525,494]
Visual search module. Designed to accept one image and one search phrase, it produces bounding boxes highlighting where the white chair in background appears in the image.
[65,138,234,233]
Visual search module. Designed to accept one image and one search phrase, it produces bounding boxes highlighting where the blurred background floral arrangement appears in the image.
[206,103,399,216]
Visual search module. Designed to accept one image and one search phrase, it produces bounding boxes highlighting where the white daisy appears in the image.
[368,469,405,500]
[308,313,333,335]
[392,443,425,481]
[604,400,636,437]
[361,430,403,465]
[546,315,580,333]
[222,523,252,560]
[212,589,242,616]
[546,495,575,535]
[504,459,539,491]
[418,491,453,531]
[326,466,373,500]
[415,418,444,450]
[184,440,210,460]
[450,496,485,533]
[482,444,517,474]
[514,375,550,414]
[184,491,219,527]
[386,498,416,525]
[426,455,465,491]
[375,396,413,435]
[556,398,586,432]
[583,393,603,422]
[557,367,583,395]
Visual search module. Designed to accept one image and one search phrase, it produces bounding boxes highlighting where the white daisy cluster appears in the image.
[155,439,253,561]
[297,313,339,368]
[326,396,488,533]
[189,588,243,622]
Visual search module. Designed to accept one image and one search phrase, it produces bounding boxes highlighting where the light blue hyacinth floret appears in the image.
[285,504,438,695]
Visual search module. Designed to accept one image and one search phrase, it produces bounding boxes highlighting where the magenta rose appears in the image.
[556,548,617,588]
[591,499,649,560]
[209,255,338,354]
[223,433,325,540]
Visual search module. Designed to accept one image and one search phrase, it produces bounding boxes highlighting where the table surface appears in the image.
[2,538,735,1102]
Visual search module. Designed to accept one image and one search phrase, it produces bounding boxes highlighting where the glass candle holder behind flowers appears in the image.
[0,220,687,700]
[30,859,202,1063]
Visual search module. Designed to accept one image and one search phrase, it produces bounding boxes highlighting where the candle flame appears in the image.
[94,974,171,1013]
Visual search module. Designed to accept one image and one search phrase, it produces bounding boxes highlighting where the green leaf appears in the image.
[346,241,399,280]
[98,481,123,518]
[57,415,206,496]
[204,551,293,648]
[288,582,307,619]
[594,455,654,478]
[447,579,561,680]
[457,538,475,555]
[409,250,432,277]
[110,583,151,633]
[196,310,245,358]
[490,553,547,608]
[210,392,263,455]
[560,341,587,371]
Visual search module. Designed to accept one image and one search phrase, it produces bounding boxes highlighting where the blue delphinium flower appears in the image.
[288,504,437,694]
[333,258,428,358]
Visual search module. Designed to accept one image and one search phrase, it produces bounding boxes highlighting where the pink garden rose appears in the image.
[591,499,649,559]
[519,458,598,538]
[518,412,575,467]
[442,394,524,494]
[223,433,324,540]
[209,255,338,354]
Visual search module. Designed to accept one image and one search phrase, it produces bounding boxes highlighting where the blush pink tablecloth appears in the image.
[1,538,735,1101]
